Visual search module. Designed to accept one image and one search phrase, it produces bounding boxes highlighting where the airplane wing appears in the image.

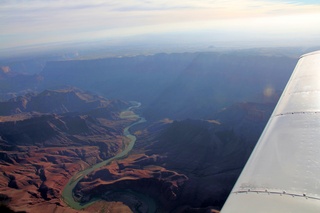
[221,51,320,212]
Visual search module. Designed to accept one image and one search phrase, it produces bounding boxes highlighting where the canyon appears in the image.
[0,89,132,212]
[0,49,299,212]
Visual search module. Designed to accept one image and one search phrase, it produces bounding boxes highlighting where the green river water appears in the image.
[61,102,157,212]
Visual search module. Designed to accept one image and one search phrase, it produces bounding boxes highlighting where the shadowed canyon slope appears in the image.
[0,49,299,212]
[73,101,275,212]
[2,51,297,120]
[0,88,118,116]
[0,89,135,212]
[39,51,296,119]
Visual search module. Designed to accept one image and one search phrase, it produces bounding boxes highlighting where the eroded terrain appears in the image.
[0,89,133,212]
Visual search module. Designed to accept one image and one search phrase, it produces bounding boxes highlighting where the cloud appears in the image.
[1,0,320,55]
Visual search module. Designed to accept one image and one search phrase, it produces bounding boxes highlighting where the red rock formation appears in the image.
[74,154,188,211]
[0,89,133,212]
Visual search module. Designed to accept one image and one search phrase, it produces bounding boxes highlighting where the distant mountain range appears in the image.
[0,88,118,115]
[39,52,296,120]
[0,49,299,212]
[1,51,297,120]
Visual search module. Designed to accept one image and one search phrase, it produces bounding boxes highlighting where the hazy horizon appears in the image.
[2,2,320,212]
[1,0,320,58]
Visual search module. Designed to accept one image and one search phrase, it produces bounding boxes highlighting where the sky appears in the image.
[1,0,320,57]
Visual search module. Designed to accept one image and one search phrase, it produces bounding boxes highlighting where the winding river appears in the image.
[61,102,156,212]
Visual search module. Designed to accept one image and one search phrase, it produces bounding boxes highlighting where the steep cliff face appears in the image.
[2,51,297,120]
[0,89,134,212]
[0,66,42,101]
[72,101,274,212]
[146,102,274,210]
[0,50,297,212]
[74,154,189,211]
[0,113,123,154]
[39,52,296,120]
[0,88,128,116]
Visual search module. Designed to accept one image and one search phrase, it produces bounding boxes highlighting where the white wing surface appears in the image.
[221,51,320,212]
